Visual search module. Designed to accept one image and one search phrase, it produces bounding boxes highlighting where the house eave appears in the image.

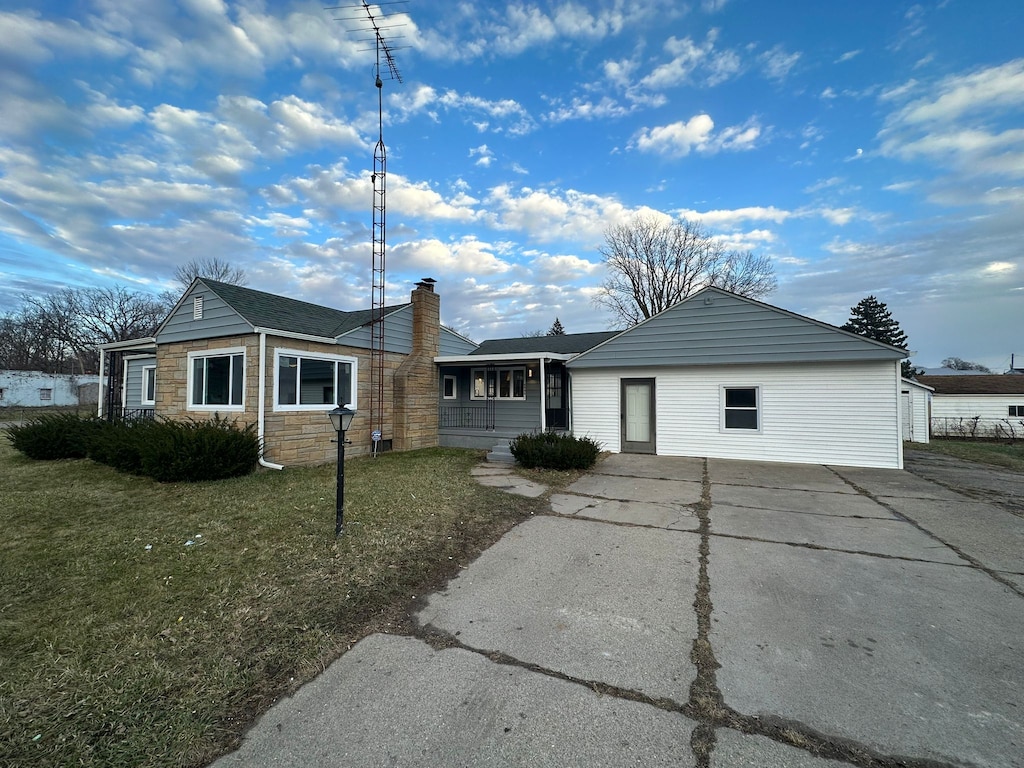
[96,337,157,352]
[254,327,338,345]
[435,352,575,364]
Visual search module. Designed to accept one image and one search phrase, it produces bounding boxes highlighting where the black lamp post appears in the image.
[328,405,356,537]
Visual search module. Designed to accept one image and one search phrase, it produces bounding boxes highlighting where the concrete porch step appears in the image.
[486,442,515,464]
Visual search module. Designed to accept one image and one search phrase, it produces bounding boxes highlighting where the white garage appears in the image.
[567,288,908,469]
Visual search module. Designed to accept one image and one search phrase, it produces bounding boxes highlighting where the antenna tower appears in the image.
[332,2,406,456]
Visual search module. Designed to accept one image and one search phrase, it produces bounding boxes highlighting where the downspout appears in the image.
[257,331,284,470]
[539,357,546,432]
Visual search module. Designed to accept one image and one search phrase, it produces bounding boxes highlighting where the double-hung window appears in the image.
[141,365,156,406]
[274,349,356,411]
[470,367,526,400]
[722,386,760,431]
[1010,405,1024,417]
[189,348,245,410]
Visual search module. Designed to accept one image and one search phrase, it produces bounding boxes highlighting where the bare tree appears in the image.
[594,215,777,326]
[173,257,248,292]
[941,356,991,373]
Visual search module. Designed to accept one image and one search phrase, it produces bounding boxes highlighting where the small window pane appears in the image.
[143,367,156,403]
[231,355,244,405]
[486,370,497,398]
[725,388,757,408]
[278,356,297,404]
[206,356,231,405]
[337,363,352,406]
[473,371,486,398]
[299,358,334,405]
[512,369,525,398]
[499,370,511,398]
[192,358,205,404]
[725,409,758,430]
[443,376,456,398]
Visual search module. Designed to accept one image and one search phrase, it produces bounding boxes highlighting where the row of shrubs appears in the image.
[509,431,602,470]
[4,413,260,482]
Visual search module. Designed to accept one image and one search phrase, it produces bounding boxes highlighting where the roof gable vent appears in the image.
[193,295,204,320]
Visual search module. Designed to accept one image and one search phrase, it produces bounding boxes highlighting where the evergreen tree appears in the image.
[841,295,913,376]
[548,317,566,335]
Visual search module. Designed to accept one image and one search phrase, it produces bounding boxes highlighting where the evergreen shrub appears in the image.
[509,431,601,470]
[4,413,101,460]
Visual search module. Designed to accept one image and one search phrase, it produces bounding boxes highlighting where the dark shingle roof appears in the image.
[470,331,620,356]
[201,279,408,338]
[916,375,1024,395]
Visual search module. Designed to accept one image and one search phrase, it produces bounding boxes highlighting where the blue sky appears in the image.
[1,0,1022,371]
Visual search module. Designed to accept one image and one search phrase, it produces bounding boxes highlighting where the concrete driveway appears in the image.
[213,454,1024,768]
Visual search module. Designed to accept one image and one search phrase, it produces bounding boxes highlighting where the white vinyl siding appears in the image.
[900,382,931,443]
[930,394,1024,437]
[571,361,901,468]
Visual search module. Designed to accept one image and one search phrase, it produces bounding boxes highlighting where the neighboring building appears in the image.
[0,370,102,407]
[99,277,475,467]
[900,378,933,444]
[563,288,908,469]
[916,375,1024,439]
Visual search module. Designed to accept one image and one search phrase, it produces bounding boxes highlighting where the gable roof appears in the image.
[470,331,620,356]
[569,287,907,369]
[162,278,408,339]
[916,375,1024,395]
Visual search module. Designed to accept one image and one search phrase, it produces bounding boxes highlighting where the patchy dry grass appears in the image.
[909,439,1024,472]
[0,441,537,767]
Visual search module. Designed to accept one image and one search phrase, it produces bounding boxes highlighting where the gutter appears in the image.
[256,331,284,470]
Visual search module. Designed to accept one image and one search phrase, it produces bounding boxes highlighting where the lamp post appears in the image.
[328,405,356,537]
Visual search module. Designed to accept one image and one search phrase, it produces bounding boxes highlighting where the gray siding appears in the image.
[124,355,157,409]
[440,328,478,355]
[438,367,544,433]
[569,289,905,369]
[157,284,252,344]
[337,306,413,354]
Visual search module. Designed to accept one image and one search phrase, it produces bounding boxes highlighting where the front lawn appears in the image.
[0,442,538,767]
[909,439,1024,472]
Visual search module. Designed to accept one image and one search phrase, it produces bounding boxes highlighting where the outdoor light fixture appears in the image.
[327,405,356,536]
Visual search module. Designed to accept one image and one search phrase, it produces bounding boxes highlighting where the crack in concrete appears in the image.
[827,468,1024,598]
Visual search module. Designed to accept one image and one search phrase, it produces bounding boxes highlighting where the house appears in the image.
[98,277,476,467]
[560,288,909,469]
[900,378,933,444]
[916,375,1024,439]
[0,370,102,408]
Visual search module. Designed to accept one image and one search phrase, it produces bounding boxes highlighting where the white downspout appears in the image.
[257,331,284,470]
[97,347,105,417]
[539,357,546,432]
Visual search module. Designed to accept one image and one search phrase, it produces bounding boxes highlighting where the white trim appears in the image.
[258,332,284,470]
[539,358,547,432]
[253,326,338,345]
[435,352,574,364]
[141,365,156,406]
[442,374,457,400]
[272,347,358,412]
[187,346,246,412]
[97,336,156,352]
[720,385,761,433]
[470,366,527,401]
[121,357,129,409]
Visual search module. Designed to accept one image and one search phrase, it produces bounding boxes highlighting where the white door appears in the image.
[621,378,656,454]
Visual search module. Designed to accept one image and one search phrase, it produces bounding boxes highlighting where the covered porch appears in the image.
[96,337,158,422]
[435,353,571,450]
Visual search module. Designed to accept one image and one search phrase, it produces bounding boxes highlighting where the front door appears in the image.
[621,378,656,454]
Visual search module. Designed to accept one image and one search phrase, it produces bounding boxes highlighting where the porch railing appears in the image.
[439,406,493,430]
[106,406,156,423]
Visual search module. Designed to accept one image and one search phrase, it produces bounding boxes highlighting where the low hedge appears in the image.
[509,431,602,470]
[5,414,260,482]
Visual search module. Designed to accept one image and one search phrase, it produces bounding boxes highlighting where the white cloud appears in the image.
[632,114,762,157]
[469,144,495,167]
[640,31,742,89]
[677,206,792,227]
[836,49,862,63]
[758,44,801,81]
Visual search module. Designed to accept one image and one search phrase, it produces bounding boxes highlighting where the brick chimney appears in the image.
[393,278,440,451]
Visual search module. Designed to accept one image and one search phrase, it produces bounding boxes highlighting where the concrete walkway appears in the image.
[212,455,1024,768]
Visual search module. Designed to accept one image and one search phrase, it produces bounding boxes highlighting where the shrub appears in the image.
[4,413,102,460]
[88,418,160,475]
[137,416,260,482]
[509,431,602,470]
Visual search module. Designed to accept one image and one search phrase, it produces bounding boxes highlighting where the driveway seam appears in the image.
[827,467,1024,598]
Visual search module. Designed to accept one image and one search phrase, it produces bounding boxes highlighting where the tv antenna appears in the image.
[330,1,407,456]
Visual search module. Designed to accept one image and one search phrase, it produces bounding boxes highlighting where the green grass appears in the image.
[0,441,539,767]
[908,439,1024,472]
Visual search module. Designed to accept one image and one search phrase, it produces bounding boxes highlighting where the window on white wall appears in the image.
[39,388,52,401]
[722,386,760,431]
[274,349,356,411]
[141,365,156,406]
[443,375,457,399]
[471,367,526,400]
[188,348,244,410]
[1010,405,1024,417]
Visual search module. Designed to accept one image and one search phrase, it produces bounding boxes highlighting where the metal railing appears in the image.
[439,406,493,430]
[107,406,156,423]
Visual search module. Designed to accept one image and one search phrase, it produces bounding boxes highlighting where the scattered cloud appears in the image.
[631,114,762,157]
[759,44,801,81]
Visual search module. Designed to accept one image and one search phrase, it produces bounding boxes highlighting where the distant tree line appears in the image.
[0,258,246,374]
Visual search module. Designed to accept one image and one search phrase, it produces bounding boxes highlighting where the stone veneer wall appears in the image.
[393,285,441,451]
[155,335,404,466]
